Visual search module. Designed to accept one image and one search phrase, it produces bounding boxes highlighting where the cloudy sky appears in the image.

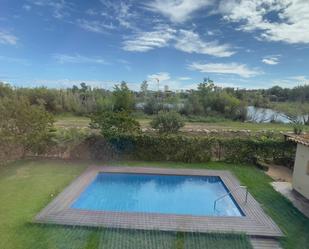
[0,0,309,90]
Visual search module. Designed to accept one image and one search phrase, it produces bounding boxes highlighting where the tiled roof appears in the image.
[285,134,309,147]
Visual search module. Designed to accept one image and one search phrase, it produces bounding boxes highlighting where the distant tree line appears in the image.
[0,79,308,120]
[235,85,309,106]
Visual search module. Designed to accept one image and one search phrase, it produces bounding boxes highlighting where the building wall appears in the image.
[292,143,309,199]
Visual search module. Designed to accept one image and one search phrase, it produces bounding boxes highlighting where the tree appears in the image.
[112,81,135,112]
[0,82,13,97]
[150,111,185,133]
[144,96,164,115]
[0,96,54,155]
[80,82,89,92]
[182,92,203,115]
[90,111,140,137]
[140,80,148,100]
[274,102,309,125]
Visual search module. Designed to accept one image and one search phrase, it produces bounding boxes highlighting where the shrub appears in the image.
[90,111,140,137]
[51,128,91,149]
[0,96,54,162]
[0,96,54,151]
[150,111,185,133]
[35,130,296,166]
[80,133,295,165]
[293,121,303,135]
[112,82,135,112]
[143,97,163,115]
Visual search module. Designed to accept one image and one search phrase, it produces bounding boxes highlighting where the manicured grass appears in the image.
[0,160,252,249]
[1,160,308,249]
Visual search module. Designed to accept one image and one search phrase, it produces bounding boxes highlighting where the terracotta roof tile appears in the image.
[285,134,309,147]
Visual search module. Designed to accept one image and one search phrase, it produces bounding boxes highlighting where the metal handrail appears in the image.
[214,186,248,211]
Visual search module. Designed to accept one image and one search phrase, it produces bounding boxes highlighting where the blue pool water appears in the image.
[71,173,244,216]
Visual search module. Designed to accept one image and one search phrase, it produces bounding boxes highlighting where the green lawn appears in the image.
[1,160,308,249]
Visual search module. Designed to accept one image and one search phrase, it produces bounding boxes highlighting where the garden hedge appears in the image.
[81,133,296,166]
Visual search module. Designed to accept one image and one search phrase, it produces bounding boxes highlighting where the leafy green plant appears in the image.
[112,81,135,112]
[0,96,54,154]
[150,111,185,133]
[84,133,295,166]
[143,97,164,115]
[293,121,304,135]
[52,128,91,148]
[90,111,140,137]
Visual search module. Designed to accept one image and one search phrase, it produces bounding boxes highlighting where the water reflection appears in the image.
[247,106,308,123]
[71,173,242,217]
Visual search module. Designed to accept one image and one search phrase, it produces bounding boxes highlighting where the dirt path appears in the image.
[266,165,292,182]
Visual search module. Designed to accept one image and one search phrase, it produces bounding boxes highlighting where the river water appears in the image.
[247,106,308,124]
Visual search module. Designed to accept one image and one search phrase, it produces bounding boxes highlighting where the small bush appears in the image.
[90,111,140,137]
[143,97,163,115]
[293,121,303,135]
[150,111,185,133]
[52,128,91,148]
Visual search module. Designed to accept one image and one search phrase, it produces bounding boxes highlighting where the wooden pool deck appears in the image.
[35,166,283,238]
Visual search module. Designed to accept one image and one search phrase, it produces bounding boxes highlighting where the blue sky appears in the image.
[0,0,309,90]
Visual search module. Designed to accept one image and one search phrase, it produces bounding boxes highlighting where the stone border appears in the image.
[35,166,282,237]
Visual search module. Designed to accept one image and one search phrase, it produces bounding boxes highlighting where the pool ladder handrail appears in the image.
[213,185,248,211]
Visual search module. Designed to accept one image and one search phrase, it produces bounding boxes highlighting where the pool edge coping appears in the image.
[34,166,283,238]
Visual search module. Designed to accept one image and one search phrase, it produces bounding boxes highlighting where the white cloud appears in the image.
[115,2,136,29]
[175,29,235,57]
[29,0,69,19]
[147,72,171,82]
[123,27,234,57]
[53,54,107,64]
[0,30,18,45]
[77,19,115,33]
[189,62,261,78]
[26,78,141,90]
[272,76,309,88]
[178,77,191,81]
[147,72,193,91]
[145,0,213,23]
[100,1,137,30]
[85,9,97,16]
[219,0,309,44]
[23,5,32,11]
[122,26,176,52]
[289,75,309,82]
[262,55,280,65]
[28,79,110,89]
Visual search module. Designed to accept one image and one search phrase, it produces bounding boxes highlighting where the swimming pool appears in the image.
[36,167,282,236]
[71,172,243,216]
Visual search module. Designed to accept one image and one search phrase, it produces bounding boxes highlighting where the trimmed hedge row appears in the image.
[82,133,296,166]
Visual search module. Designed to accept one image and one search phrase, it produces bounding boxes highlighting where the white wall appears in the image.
[292,143,309,199]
